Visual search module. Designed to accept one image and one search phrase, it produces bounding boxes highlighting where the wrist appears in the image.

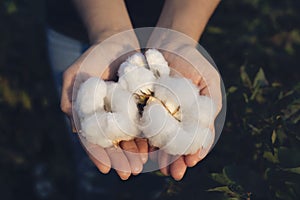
[88,26,133,44]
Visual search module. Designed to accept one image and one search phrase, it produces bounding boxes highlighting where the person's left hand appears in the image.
[151,50,222,180]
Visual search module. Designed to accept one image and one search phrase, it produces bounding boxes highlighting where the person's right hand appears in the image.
[60,31,149,180]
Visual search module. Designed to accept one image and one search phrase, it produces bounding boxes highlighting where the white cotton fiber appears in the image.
[141,75,216,155]
[118,61,132,78]
[78,79,140,148]
[140,101,179,146]
[106,82,137,119]
[76,49,217,156]
[75,77,107,119]
[81,112,137,148]
[155,76,199,112]
[118,53,147,77]
[80,113,113,148]
[145,49,170,76]
[105,82,140,136]
[118,64,156,95]
[126,52,147,68]
[182,95,216,128]
[101,112,138,142]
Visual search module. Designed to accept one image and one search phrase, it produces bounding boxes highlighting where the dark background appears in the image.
[0,0,299,199]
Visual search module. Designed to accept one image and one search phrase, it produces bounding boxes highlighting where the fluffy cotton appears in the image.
[118,52,148,77]
[75,77,107,119]
[145,49,170,77]
[182,95,216,128]
[140,98,215,155]
[118,53,155,95]
[140,71,216,155]
[76,50,217,156]
[118,64,156,95]
[76,78,140,148]
[154,76,200,114]
[81,111,139,148]
[126,52,148,68]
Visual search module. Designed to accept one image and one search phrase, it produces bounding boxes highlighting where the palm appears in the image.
[153,51,221,180]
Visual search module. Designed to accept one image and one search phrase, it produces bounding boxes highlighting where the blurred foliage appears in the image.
[206,67,300,200]
[0,0,299,200]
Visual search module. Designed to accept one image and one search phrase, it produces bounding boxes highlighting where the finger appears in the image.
[84,142,111,174]
[106,147,131,180]
[134,138,148,164]
[89,155,111,174]
[149,146,158,162]
[198,71,222,114]
[184,149,202,167]
[120,140,143,175]
[68,116,77,133]
[158,151,170,176]
[61,69,74,116]
[170,156,187,181]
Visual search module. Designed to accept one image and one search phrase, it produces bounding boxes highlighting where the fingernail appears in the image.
[119,172,130,180]
[133,166,141,173]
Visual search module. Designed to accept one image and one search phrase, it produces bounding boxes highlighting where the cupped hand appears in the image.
[154,49,222,181]
[60,31,149,180]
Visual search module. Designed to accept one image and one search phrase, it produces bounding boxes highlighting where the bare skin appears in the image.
[61,0,221,180]
[155,50,222,181]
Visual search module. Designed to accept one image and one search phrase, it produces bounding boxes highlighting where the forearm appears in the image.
[73,0,133,43]
[157,0,221,41]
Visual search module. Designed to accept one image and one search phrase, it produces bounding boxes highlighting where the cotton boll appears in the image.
[155,76,199,112]
[81,113,113,148]
[151,82,180,117]
[118,65,156,95]
[153,124,212,155]
[75,77,107,119]
[105,82,137,117]
[118,61,131,78]
[126,52,147,68]
[161,128,194,155]
[140,101,180,148]
[118,53,147,77]
[102,112,138,142]
[105,82,140,137]
[81,112,139,148]
[80,80,140,148]
[145,49,170,76]
[183,95,216,128]
[108,82,138,115]
[186,127,211,155]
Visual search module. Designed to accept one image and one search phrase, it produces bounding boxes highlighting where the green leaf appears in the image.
[253,68,268,88]
[248,124,262,135]
[227,86,238,94]
[283,167,300,174]
[263,150,279,164]
[271,130,277,144]
[207,186,238,197]
[240,66,252,90]
[210,173,232,185]
[243,93,249,103]
[281,99,300,123]
[223,165,266,198]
